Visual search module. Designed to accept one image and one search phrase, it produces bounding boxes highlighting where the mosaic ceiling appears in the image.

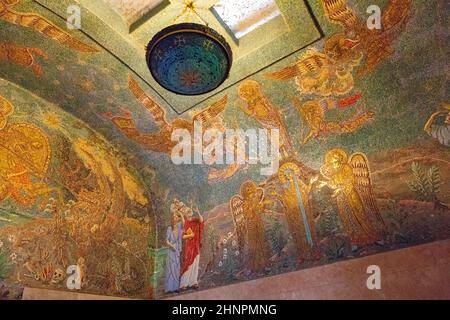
[37,0,321,113]
[0,0,448,300]
[1,0,447,204]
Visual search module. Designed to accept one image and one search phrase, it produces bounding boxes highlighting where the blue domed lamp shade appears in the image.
[146,23,233,96]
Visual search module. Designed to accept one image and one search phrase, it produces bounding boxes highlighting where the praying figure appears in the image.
[164,199,184,293]
[180,205,204,291]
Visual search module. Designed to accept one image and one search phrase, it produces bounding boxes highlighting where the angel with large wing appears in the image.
[0,0,98,53]
[292,97,374,145]
[265,0,413,94]
[230,181,270,273]
[265,36,362,96]
[104,75,228,156]
[318,149,384,246]
[321,0,413,77]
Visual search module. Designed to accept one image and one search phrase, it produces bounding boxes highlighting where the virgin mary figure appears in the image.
[165,202,184,293]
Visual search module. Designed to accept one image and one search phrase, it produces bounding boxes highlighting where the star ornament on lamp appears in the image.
[146,0,233,96]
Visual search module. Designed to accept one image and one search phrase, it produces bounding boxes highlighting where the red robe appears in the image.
[181,218,204,275]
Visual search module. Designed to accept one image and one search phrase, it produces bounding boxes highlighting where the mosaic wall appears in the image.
[0,79,158,299]
[0,0,449,299]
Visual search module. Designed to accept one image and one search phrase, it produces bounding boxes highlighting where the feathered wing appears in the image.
[295,51,328,76]
[356,0,413,77]
[1,10,98,53]
[339,109,374,133]
[349,153,385,225]
[356,40,394,77]
[292,98,308,122]
[230,195,246,251]
[381,0,414,34]
[265,64,301,81]
[265,52,327,81]
[127,75,169,128]
[192,95,228,127]
[321,0,361,30]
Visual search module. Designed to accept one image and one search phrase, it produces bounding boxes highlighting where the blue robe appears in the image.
[165,222,183,293]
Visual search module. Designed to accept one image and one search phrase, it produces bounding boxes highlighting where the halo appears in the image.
[278,162,301,184]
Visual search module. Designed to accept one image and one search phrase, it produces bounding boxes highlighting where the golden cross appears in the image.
[172,0,218,26]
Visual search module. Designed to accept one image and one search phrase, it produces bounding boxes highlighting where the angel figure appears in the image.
[0,0,97,53]
[237,79,293,157]
[321,0,413,77]
[292,97,374,145]
[318,149,384,246]
[104,75,228,156]
[278,162,321,263]
[265,37,362,96]
[230,181,270,273]
[265,0,413,94]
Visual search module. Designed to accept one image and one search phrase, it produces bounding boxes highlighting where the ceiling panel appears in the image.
[212,0,282,40]
[103,0,164,25]
[35,0,323,114]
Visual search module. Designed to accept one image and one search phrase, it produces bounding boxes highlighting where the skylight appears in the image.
[212,0,281,39]
[103,0,164,25]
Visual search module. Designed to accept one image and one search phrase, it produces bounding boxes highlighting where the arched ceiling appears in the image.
[0,0,448,206]
[0,0,324,192]
[1,0,449,300]
[32,0,322,113]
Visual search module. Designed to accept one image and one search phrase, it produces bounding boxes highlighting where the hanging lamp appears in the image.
[146,2,232,96]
